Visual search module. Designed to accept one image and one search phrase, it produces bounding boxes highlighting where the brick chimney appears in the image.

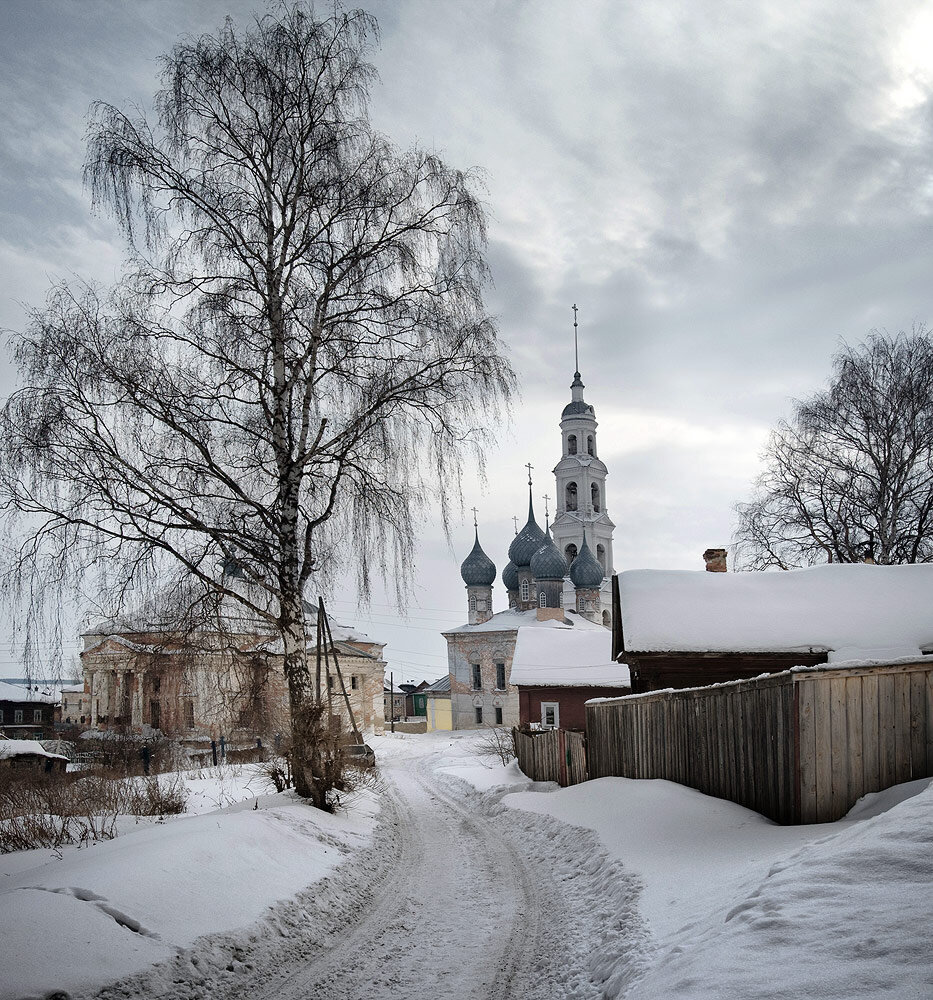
[703,548,727,572]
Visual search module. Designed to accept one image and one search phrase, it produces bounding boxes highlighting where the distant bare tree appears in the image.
[734,330,933,569]
[0,5,514,806]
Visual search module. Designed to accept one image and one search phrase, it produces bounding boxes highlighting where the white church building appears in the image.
[442,357,616,729]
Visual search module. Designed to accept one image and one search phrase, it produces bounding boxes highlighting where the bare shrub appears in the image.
[257,754,293,794]
[0,768,187,852]
[475,726,516,766]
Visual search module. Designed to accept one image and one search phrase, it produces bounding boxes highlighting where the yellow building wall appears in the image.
[425,696,453,731]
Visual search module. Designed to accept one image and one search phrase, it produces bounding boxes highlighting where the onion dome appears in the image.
[569,535,604,588]
[460,530,496,586]
[507,494,546,568]
[530,526,568,581]
[502,560,519,591]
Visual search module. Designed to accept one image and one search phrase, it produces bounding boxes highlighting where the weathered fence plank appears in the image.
[585,661,933,825]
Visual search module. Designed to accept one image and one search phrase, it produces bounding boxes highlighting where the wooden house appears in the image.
[0,681,58,739]
[611,562,933,693]
[511,626,629,730]
[0,738,68,774]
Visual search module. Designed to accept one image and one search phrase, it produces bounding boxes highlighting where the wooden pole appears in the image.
[319,597,362,744]
[390,672,395,734]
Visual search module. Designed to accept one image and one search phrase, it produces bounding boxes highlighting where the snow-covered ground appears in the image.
[1,732,931,999]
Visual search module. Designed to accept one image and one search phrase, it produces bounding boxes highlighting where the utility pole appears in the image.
[390,671,395,734]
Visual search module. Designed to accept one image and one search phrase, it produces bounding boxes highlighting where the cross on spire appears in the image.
[471,506,479,529]
[542,494,550,523]
[512,516,519,535]
[572,303,580,376]
[525,462,534,487]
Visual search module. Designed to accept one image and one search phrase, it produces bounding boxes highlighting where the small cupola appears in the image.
[569,535,604,589]
[460,529,496,586]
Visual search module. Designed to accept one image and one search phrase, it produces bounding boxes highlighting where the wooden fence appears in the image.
[513,728,587,787]
[586,661,933,824]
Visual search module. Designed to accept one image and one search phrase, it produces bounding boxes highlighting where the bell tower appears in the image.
[549,305,615,625]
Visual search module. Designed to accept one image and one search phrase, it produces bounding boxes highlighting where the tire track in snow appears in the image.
[88,744,650,1000]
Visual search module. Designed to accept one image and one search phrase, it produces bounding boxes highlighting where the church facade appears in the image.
[443,365,616,729]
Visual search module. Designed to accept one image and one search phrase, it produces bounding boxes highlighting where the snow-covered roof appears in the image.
[0,680,58,704]
[0,739,67,761]
[424,675,451,693]
[619,563,933,661]
[510,627,631,688]
[60,683,85,694]
[444,608,607,635]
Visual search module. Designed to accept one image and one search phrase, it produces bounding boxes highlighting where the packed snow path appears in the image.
[94,738,648,1000]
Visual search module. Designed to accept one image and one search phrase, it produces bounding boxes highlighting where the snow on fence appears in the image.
[586,661,933,824]
[513,728,587,787]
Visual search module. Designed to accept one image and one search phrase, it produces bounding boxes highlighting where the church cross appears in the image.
[572,303,579,374]
[471,506,479,529]
[542,494,550,522]
[512,516,519,535]
[525,462,534,486]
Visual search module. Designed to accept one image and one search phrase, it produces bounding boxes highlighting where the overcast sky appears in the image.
[3,0,933,682]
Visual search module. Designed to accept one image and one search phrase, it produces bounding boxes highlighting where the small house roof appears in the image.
[0,680,57,704]
[0,739,68,761]
[510,626,630,688]
[619,563,933,661]
[444,607,607,635]
[424,675,451,693]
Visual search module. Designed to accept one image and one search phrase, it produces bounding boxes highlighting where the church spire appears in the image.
[571,303,585,392]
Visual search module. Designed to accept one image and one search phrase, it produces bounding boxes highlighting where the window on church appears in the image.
[469,594,477,612]
[520,579,530,601]
[475,706,483,725]
[496,663,506,689]
[566,482,577,511]
[495,706,503,725]
[597,544,606,571]
[577,594,586,612]
[587,435,595,456]
[539,591,546,607]
[591,483,600,512]
[471,663,482,690]
[565,543,577,564]
[602,610,611,628]
[568,434,577,455]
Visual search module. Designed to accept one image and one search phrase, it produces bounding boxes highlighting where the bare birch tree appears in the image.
[0,5,514,805]
[734,330,933,570]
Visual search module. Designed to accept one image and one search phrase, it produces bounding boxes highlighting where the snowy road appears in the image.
[95,736,648,1000]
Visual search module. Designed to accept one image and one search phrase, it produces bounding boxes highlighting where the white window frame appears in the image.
[541,702,559,730]
[520,579,530,602]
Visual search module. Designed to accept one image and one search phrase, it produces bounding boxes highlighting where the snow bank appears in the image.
[510,626,630,687]
[0,767,378,1000]
[505,773,933,999]
[620,562,933,657]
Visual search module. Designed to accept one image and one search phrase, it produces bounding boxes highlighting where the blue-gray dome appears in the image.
[502,560,519,591]
[562,399,595,418]
[530,528,568,581]
[460,530,496,586]
[508,495,546,568]
[569,535,604,588]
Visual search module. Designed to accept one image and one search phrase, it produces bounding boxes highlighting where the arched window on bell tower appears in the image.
[564,543,577,565]
[566,482,577,511]
[591,483,600,512]
[587,435,595,456]
[567,434,577,455]
[597,544,606,572]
